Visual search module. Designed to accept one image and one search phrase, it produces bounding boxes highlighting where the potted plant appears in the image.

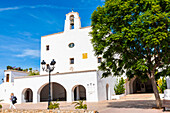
[48,101,60,110]
[0,99,3,111]
[72,100,87,110]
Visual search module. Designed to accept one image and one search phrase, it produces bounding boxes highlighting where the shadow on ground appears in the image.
[107,100,159,109]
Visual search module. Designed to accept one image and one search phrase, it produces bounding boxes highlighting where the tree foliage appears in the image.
[91,0,169,78]
[114,77,125,95]
[157,77,167,93]
[90,0,169,108]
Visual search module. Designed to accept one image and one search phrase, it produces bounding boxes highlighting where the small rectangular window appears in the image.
[98,57,102,63]
[6,74,9,82]
[70,58,74,64]
[46,45,49,51]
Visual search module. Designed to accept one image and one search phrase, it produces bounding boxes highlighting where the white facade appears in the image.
[13,70,116,103]
[0,70,29,103]
[0,11,117,104]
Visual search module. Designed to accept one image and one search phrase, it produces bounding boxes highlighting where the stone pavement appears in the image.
[1,94,170,113]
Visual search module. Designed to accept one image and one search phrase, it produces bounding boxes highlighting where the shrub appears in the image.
[157,77,167,94]
[7,66,12,70]
[72,100,87,110]
[48,101,60,109]
[29,68,32,72]
[114,77,125,95]
[0,104,2,109]
[29,71,39,76]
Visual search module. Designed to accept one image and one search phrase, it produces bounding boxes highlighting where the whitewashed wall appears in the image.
[96,71,117,101]
[166,77,170,89]
[40,12,101,75]
[41,27,101,75]
[0,82,14,103]
[4,70,29,83]
[0,71,29,103]
[14,71,99,104]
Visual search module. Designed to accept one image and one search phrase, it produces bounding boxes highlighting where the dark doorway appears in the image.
[40,82,67,102]
[133,78,153,93]
[24,88,33,102]
[73,85,86,101]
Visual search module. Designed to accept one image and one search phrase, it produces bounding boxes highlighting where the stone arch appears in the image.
[37,82,67,102]
[128,77,153,94]
[22,88,33,103]
[72,85,86,101]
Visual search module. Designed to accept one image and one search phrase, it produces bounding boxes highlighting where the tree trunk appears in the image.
[150,76,162,108]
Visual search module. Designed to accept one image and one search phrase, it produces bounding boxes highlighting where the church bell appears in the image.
[70,15,74,25]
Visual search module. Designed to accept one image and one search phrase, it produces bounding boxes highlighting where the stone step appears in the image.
[0,109,97,113]
[120,94,155,100]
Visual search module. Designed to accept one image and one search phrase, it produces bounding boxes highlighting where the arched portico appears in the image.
[127,77,153,94]
[22,88,33,103]
[72,85,86,101]
[37,82,67,102]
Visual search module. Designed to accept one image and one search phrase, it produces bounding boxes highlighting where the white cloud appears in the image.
[0,5,68,12]
[0,6,20,12]
[0,5,95,12]
[18,31,32,37]
[15,49,40,58]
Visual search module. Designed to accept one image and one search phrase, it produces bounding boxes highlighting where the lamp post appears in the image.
[41,59,56,109]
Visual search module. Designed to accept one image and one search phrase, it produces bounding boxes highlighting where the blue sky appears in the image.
[0,0,104,83]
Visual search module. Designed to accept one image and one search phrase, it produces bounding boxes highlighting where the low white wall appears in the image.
[14,71,99,104]
[97,71,117,101]
[0,82,14,103]
[166,77,170,89]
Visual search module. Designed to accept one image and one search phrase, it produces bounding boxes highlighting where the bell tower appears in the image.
[64,11,81,32]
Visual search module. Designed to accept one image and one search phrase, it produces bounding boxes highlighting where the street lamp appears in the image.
[41,59,56,109]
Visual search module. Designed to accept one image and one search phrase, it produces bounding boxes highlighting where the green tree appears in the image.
[90,0,170,108]
[114,77,125,95]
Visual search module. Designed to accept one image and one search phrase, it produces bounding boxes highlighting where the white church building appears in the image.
[1,11,169,104]
[0,12,117,104]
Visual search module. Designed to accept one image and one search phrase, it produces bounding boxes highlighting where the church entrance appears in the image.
[73,85,86,101]
[106,84,109,100]
[22,88,33,102]
[132,78,153,93]
[40,82,67,102]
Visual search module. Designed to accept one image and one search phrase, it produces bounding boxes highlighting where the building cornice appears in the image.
[41,26,91,38]
[41,31,64,38]
[66,12,79,16]
[14,70,97,79]
[80,26,91,29]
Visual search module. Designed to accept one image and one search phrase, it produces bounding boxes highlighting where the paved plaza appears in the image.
[1,94,170,113]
